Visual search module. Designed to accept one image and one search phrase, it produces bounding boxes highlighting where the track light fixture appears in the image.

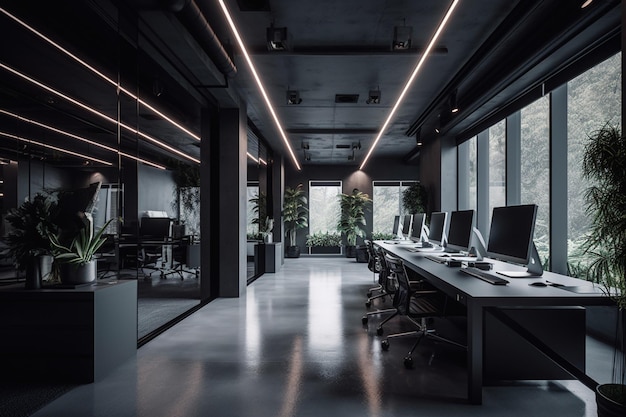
[392,25,412,50]
[366,89,381,104]
[352,141,362,150]
[266,26,288,51]
[286,90,302,105]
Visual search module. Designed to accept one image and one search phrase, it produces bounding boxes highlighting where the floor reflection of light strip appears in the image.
[0,131,113,166]
[0,109,166,170]
[0,7,200,142]
[218,0,301,171]
[359,0,460,170]
[0,62,200,164]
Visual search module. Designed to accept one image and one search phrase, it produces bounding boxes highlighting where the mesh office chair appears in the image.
[364,240,387,305]
[138,217,172,279]
[380,253,466,369]
[362,246,399,335]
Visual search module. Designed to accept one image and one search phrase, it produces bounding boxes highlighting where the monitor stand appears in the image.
[496,243,544,278]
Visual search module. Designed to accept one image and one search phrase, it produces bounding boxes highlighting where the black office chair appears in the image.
[138,217,172,279]
[380,253,466,369]
[364,240,386,304]
[163,224,200,280]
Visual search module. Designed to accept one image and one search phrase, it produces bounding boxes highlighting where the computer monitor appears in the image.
[446,210,475,253]
[487,204,543,277]
[409,213,426,243]
[427,212,447,247]
[392,215,401,237]
[401,214,412,239]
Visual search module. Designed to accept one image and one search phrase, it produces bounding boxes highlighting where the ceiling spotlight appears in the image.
[152,76,164,97]
[449,89,459,113]
[286,90,302,105]
[267,26,288,51]
[392,25,412,50]
[366,90,381,104]
[415,127,422,145]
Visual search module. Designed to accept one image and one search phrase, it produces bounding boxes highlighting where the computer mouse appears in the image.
[529,282,548,287]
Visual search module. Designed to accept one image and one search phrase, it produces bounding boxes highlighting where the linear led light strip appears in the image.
[0,62,200,164]
[360,0,459,170]
[0,131,112,166]
[246,152,268,166]
[218,0,301,171]
[0,109,166,170]
[0,7,200,142]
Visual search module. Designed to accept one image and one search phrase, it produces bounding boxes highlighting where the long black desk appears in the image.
[374,241,613,404]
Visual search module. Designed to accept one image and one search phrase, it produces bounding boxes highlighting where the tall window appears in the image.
[489,120,506,221]
[372,181,415,234]
[309,181,341,234]
[567,52,621,270]
[521,96,550,264]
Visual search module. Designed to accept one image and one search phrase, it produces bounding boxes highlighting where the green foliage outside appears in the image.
[306,232,342,247]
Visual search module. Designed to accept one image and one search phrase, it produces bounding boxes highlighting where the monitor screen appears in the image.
[410,213,426,243]
[401,214,412,236]
[392,215,401,236]
[487,204,537,265]
[427,212,447,246]
[446,210,474,252]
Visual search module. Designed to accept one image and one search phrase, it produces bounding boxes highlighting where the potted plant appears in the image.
[50,219,114,285]
[306,231,342,254]
[402,182,428,214]
[260,216,274,243]
[283,184,308,258]
[337,188,371,258]
[5,193,59,289]
[581,122,626,416]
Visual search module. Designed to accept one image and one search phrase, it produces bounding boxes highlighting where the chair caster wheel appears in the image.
[367,291,372,297]
[381,340,390,351]
[376,327,384,336]
[362,316,368,325]
[365,301,371,308]
[403,356,413,369]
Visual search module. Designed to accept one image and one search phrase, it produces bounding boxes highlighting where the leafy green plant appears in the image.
[371,232,396,241]
[283,184,308,247]
[337,189,372,246]
[580,122,626,406]
[50,219,114,266]
[5,193,59,271]
[306,232,341,247]
[402,182,428,214]
[250,192,270,234]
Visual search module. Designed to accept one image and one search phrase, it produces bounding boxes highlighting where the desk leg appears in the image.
[467,301,483,405]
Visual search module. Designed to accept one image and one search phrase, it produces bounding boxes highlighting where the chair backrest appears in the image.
[375,245,392,288]
[384,253,412,315]
[365,240,380,273]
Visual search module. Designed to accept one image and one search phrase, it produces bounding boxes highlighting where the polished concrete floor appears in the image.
[33,257,607,417]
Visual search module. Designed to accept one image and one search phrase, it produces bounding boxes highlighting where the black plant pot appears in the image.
[596,384,626,417]
[285,246,301,258]
[345,245,356,258]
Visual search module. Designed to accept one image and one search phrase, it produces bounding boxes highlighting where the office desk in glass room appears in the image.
[375,241,612,404]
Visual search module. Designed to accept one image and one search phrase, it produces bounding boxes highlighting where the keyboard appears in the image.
[425,255,447,263]
[461,267,509,285]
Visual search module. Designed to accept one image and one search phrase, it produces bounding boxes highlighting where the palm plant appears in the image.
[337,189,372,255]
[283,184,308,256]
[581,122,626,410]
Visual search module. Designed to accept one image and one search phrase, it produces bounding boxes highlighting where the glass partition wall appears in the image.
[0,3,205,342]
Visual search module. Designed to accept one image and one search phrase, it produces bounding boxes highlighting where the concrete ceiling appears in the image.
[0,0,620,170]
